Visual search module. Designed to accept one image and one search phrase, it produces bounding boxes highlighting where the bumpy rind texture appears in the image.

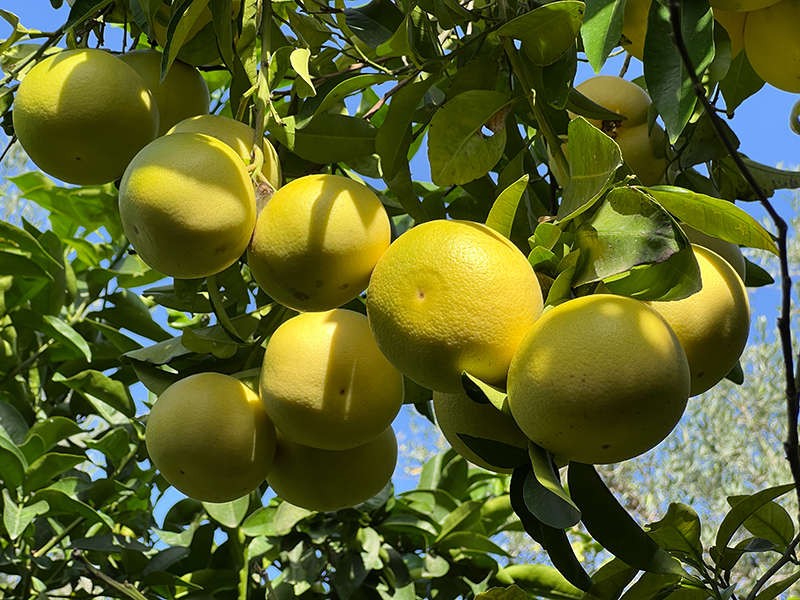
[259,309,404,451]
[119,132,257,279]
[508,294,691,465]
[248,174,390,312]
[12,48,159,185]
[145,372,277,503]
[367,219,543,394]
[267,427,398,512]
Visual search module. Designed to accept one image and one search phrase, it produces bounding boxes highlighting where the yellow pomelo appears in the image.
[248,174,391,312]
[650,245,751,396]
[152,0,242,66]
[367,220,543,394]
[433,391,529,473]
[507,294,690,465]
[119,132,256,279]
[744,0,800,93]
[168,114,281,191]
[710,0,781,10]
[573,76,668,186]
[145,372,277,503]
[119,49,210,136]
[713,9,747,57]
[259,309,404,451]
[681,224,746,280]
[621,0,650,60]
[267,427,397,512]
[12,48,159,185]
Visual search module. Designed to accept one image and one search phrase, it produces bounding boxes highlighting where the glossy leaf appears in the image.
[719,50,764,116]
[344,0,404,48]
[557,118,623,222]
[486,175,529,239]
[580,0,626,73]
[714,155,800,201]
[461,372,509,412]
[744,258,774,288]
[20,416,82,463]
[51,370,136,418]
[203,495,250,529]
[523,442,580,529]
[23,452,85,494]
[754,571,800,600]
[495,564,582,599]
[2,490,48,541]
[646,503,703,559]
[568,462,689,578]
[647,186,779,254]
[474,585,526,600]
[268,114,378,164]
[497,1,585,66]
[540,524,594,591]
[457,435,529,471]
[715,484,795,554]
[428,90,512,186]
[643,0,715,143]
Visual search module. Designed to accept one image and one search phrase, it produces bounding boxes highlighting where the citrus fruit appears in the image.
[621,0,650,60]
[119,132,256,279]
[433,391,529,473]
[119,49,210,136]
[12,48,159,185]
[145,372,277,503]
[267,427,398,512]
[650,245,751,396]
[367,219,543,394]
[248,174,391,312]
[259,309,404,451]
[681,224,746,280]
[168,114,281,191]
[744,0,800,93]
[710,0,781,10]
[713,9,747,57]
[152,0,242,66]
[507,294,690,465]
[572,76,668,186]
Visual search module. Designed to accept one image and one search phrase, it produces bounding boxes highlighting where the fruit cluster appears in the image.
[10,39,751,512]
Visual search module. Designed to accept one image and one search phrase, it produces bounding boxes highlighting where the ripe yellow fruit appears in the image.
[713,9,747,57]
[168,114,281,191]
[118,49,210,136]
[267,427,397,512]
[248,174,391,312]
[119,132,256,279]
[744,0,800,93]
[12,48,159,185]
[710,0,781,10]
[145,372,277,503]
[367,220,543,394]
[507,294,690,465]
[620,0,650,60]
[259,309,404,451]
[650,245,751,396]
[152,0,242,66]
[573,76,668,186]
[433,391,529,473]
[681,224,746,280]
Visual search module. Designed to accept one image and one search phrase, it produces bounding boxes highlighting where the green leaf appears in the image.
[428,90,512,186]
[557,118,623,222]
[0,430,27,489]
[160,0,210,80]
[573,187,683,286]
[435,501,482,543]
[509,465,545,546]
[755,571,800,600]
[85,428,132,464]
[203,495,249,528]
[20,416,83,464]
[474,585,526,600]
[377,75,438,180]
[719,50,764,117]
[568,462,689,578]
[32,485,114,528]
[497,1,585,66]
[345,0,405,48]
[486,176,529,240]
[273,502,315,535]
[618,572,681,600]
[545,250,580,307]
[268,114,378,164]
[714,484,796,553]
[24,452,86,495]
[603,243,702,301]
[51,371,136,418]
[241,506,277,537]
[540,524,594,592]
[3,490,48,541]
[580,0,626,73]
[743,257,774,288]
[715,155,800,201]
[64,0,114,32]
[495,564,582,599]
[11,310,91,361]
[297,73,395,127]
[458,435,529,471]
[732,497,795,548]
[646,503,704,559]
[290,48,316,97]
[524,442,580,529]
[460,372,509,413]
[0,402,28,445]
[582,559,639,600]
[567,87,627,122]
[647,186,779,254]
[675,113,739,170]
[643,0,715,143]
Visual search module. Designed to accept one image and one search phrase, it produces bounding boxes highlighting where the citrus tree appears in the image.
[1,0,800,599]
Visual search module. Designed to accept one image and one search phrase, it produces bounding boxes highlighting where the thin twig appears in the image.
[363,75,415,120]
[746,533,800,600]
[618,53,632,78]
[665,1,799,597]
